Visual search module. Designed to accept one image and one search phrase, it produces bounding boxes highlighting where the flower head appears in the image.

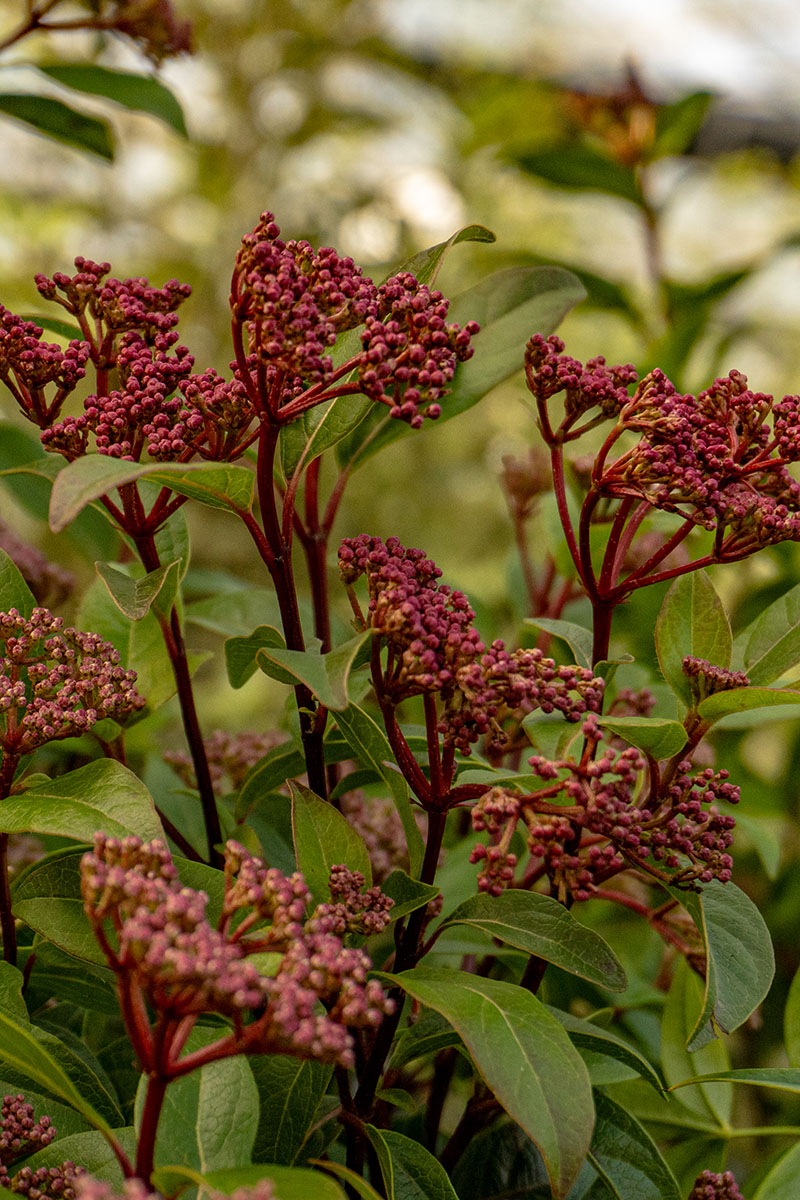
[688,1170,745,1200]
[0,306,89,427]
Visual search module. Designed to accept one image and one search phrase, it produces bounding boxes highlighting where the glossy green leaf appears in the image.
[381,870,440,922]
[389,1008,461,1070]
[290,780,372,900]
[96,560,180,620]
[243,793,296,875]
[440,890,626,990]
[0,1008,119,1137]
[310,1162,384,1200]
[39,64,187,135]
[737,579,800,684]
[598,716,687,759]
[587,1090,681,1200]
[524,616,593,668]
[187,588,284,637]
[660,959,731,1127]
[514,144,643,205]
[250,1055,332,1165]
[0,547,35,617]
[23,1127,136,1184]
[0,759,162,843]
[671,1067,800,1093]
[548,1007,664,1095]
[0,94,113,158]
[335,265,585,471]
[236,742,306,820]
[49,456,254,532]
[135,1027,258,1172]
[25,943,118,1016]
[334,703,424,877]
[653,91,713,157]
[366,1125,460,1200]
[655,572,731,707]
[280,394,372,480]
[667,880,774,1051]
[255,630,371,711]
[226,624,285,688]
[153,1163,346,1200]
[19,313,84,340]
[396,224,496,287]
[385,967,593,1198]
[785,963,800,1067]
[0,963,27,1024]
[698,686,800,720]
[753,1142,800,1200]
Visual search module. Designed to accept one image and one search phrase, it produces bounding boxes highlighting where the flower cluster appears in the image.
[340,790,414,882]
[165,728,281,791]
[471,717,739,898]
[0,306,89,427]
[310,864,395,936]
[358,273,479,428]
[0,608,145,759]
[340,535,602,753]
[76,1180,275,1200]
[682,656,750,706]
[525,333,637,422]
[2,1162,84,1200]
[82,835,393,1068]
[0,1094,83,1200]
[688,1170,744,1200]
[34,260,191,341]
[0,522,74,608]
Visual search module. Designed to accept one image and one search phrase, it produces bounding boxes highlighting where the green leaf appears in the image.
[19,313,84,340]
[671,1067,800,1096]
[666,880,775,1051]
[0,1009,120,1138]
[440,890,627,991]
[25,944,118,1016]
[653,91,713,157]
[365,1126,460,1200]
[96,560,180,620]
[236,742,306,820]
[310,1162,384,1200]
[396,223,496,287]
[135,1027,258,1172]
[655,572,731,707]
[381,870,440,922]
[0,547,35,616]
[23,1128,136,1184]
[661,959,731,1127]
[0,759,162,843]
[390,1008,461,1070]
[0,93,113,159]
[385,967,593,1198]
[753,1142,800,1200]
[335,265,585,472]
[587,1090,682,1200]
[255,630,371,711]
[548,1007,664,1095]
[249,1055,332,1165]
[785,963,800,1067]
[598,716,687,759]
[524,616,593,668]
[697,686,800,721]
[740,581,800,683]
[187,588,283,638]
[514,144,644,206]
[280,394,372,480]
[334,703,424,877]
[152,1164,346,1200]
[226,625,285,688]
[290,780,372,901]
[39,65,187,135]
[49,456,254,532]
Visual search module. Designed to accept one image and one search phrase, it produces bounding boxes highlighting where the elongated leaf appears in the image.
[187,588,284,637]
[514,144,643,206]
[96,560,180,621]
[753,1142,800,1200]
[0,1009,118,1137]
[548,1007,664,1095]
[661,959,731,1127]
[588,1090,681,1200]
[135,1027,258,1172]
[0,759,162,843]
[226,625,285,688]
[385,967,593,1198]
[671,1068,800,1094]
[334,703,423,877]
[311,1162,384,1200]
[236,742,306,820]
[440,891,627,990]
[152,1164,346,1200]
[653,91,712,157]
[667,880,775,1050]
[39,65,187,135]
[738,580,800,685]
[49,456,254,532]
[785,964,800,1067]
[598,716,687,759]
[0,547,35,617]
[381,870,440,922]
[698,686,800,720]
[250,1055,332,1165]
[256,630,371,711]
[19,313,84,340]
[280,394,372,480]
[335,265,585,471]
[655,572,731,707]
[395,224,496,288]
[23,1127,136,1183]
[366,1126,460,1200]
[0,93,113,158]
[524,616,593,668]
[290,781,371,901]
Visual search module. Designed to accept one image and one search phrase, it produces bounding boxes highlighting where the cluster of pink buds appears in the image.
[688,1170,744,1200]
[526,333,637,421]
[34,259,191,340]
[310,864,395,936]
[340,534,603,754]
[164,728,282,791]
[82,835,394,1068]
[0,306,89,428]
[76,1178,274,1200]
[682,656,750,706]
[0,608,145,760]
[0,1094,84,1200]
[471,715,739,898]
